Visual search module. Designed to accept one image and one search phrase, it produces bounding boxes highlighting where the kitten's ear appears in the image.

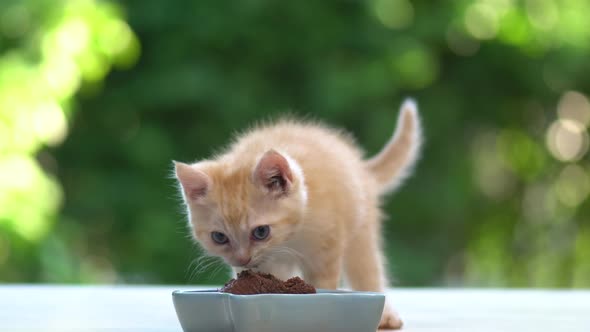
[253,150,293,196]
[174,161,211,204]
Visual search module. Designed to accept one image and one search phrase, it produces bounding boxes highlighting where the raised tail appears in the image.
[365,98,423,194]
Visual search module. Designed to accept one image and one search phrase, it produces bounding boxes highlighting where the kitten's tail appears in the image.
[365,98,423,194]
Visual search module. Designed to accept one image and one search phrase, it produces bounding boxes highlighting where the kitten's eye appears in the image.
[211,231,229,244]
[268,175,286,190]
[252,225,270,241]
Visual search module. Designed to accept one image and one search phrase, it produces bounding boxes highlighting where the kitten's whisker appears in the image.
[185,259,197,281]
[187,254,223,282]
[187,259,203,282]
[193,258,219,277]
[274,246,304,259]
[186,255,209,281]
[211,263,229,281]
[274,245,320,272]
[268,246,308,270]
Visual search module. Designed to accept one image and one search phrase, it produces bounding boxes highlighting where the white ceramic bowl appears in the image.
[172,289,385,332]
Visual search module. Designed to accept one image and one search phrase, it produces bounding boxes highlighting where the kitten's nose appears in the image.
[236,256,251,266]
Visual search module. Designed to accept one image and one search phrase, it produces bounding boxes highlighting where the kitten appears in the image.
[174,99,422,329]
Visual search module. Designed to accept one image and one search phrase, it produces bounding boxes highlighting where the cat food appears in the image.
[220,270,316,295]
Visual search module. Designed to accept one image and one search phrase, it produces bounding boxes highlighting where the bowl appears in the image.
[172,289,385,332]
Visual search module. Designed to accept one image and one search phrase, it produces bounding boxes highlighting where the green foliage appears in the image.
[2,0,590,287]
[0,0,138,282]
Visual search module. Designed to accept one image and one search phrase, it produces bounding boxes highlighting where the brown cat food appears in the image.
[220,270,316,295]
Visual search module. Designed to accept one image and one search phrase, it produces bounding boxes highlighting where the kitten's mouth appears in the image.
[231,261,259,269]
[241,261,260,269]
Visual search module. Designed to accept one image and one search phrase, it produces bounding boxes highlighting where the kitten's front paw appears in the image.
[379,307,403,330]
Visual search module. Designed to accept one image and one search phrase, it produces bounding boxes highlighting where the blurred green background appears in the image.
[1,0,589,287]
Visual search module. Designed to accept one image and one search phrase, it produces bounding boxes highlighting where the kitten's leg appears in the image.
[302,256,342,290]
[344,223,403,330]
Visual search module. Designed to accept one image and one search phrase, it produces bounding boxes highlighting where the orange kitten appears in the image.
[175,99,422,329]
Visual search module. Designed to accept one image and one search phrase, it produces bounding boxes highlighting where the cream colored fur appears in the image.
[175,99,422,329]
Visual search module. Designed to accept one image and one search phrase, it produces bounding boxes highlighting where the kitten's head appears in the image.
[174,150,307,268]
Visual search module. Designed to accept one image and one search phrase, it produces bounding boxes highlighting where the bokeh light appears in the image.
[33,102,68,146]
[472,131,516,199]
[446,24,480,56]
[498,129,546,180]
[546,119,589,162]
[553,164,590,208]
[373,0,414,29]
[525,0,559,31]
[465,3,500,40]
[558,91,590,127]
[390,41,439,89]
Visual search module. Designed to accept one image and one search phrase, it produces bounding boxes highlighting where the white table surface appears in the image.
[0,285,588,332]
